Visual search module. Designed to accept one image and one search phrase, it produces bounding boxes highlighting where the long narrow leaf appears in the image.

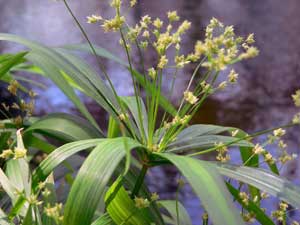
[214,163,300,208]
[25,113,103,141]
[32,139,102,190]
[156,153,245,225]
[63,137,141,225]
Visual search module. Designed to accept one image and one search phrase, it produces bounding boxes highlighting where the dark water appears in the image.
[1,0,300,223]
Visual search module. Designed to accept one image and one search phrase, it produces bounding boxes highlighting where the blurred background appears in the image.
[0,0,300,223]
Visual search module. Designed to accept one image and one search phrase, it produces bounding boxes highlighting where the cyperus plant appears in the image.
[0,0,300,225]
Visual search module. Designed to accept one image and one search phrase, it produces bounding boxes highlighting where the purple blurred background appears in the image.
[0,0,299,223]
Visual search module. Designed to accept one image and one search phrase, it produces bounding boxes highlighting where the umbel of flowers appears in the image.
[86,0,260,154]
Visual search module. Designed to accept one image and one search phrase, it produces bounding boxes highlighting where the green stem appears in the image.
[131,164,148,198]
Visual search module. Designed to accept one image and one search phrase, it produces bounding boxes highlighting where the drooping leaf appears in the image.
[32,139,102,190]
[0,52,27,78]
[214,163,300,209]
[176,124,230,140]
[156,153,245,225]
[25,113,103,142]
[122,96,148,140]
[167,135,253,153]
[0,33,101,132]
[63,137,141,225]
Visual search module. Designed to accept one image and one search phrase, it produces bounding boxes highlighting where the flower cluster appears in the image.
[0,147,27,160]
[215,142,230,162]
[44,203,64,223]
[134,192,159,209]
[292,90,300,125]
[271,202,289,222]
[3,80,36,127]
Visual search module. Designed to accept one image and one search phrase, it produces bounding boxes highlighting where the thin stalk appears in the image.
[119,29,146,143]
[62,0,117,97]
[130,164,148,198]
[62,0,136,138]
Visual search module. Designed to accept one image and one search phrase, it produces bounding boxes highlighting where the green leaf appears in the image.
[25,113,103,142]
[226,128,260,201]
[107,116,120,138]
[122,96,148,140]
[167,135,253,153]
[32,139,102,190]
[105,178,154,225]
[6,159,31,197]
[55,48,120,117]
[176,124,230,140]
[156,153,245,225]
[0,132,11,150]
[63,137,141,225]
[92,213,115,225]
[0,168,18,201]
[158,200,192,225]
[23,134,56,154]
[0,52,27,78]
[214,163,300,209]
[0,33,101,132]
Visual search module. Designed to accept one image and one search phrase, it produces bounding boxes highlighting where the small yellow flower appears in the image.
[183,91,198,105]
[245,33,255,44]
[0,149,13,159]
[177,20,191,35]
[14,147,27,159]
[292,113,300,124]
[142,30,150,38]
[239,192,249,205]
[260,192,269,199]
[228,69,239,83]
[150,192,159,201]
[157,55,168,69]
[86,15,102,24]
[252,144,265,155]
[153,18,163,29]
[118,113,128,121]
[292,90,300,107]
[7,80,20,96]
[134,197,150,209]
[273,128,286,138]
[167,11,180,22]
[278,140,287,149]
[42,188,51,197]
[102,16,125,32]
[231,129,239,137]
[217,81,227,90]
[148,68,156,80]
[130,0,137,7]
[110,0,121,8]
[239,46,259,59]
[264,152,275,164]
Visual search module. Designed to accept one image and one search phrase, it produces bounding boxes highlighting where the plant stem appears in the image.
[130,164,148,198]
